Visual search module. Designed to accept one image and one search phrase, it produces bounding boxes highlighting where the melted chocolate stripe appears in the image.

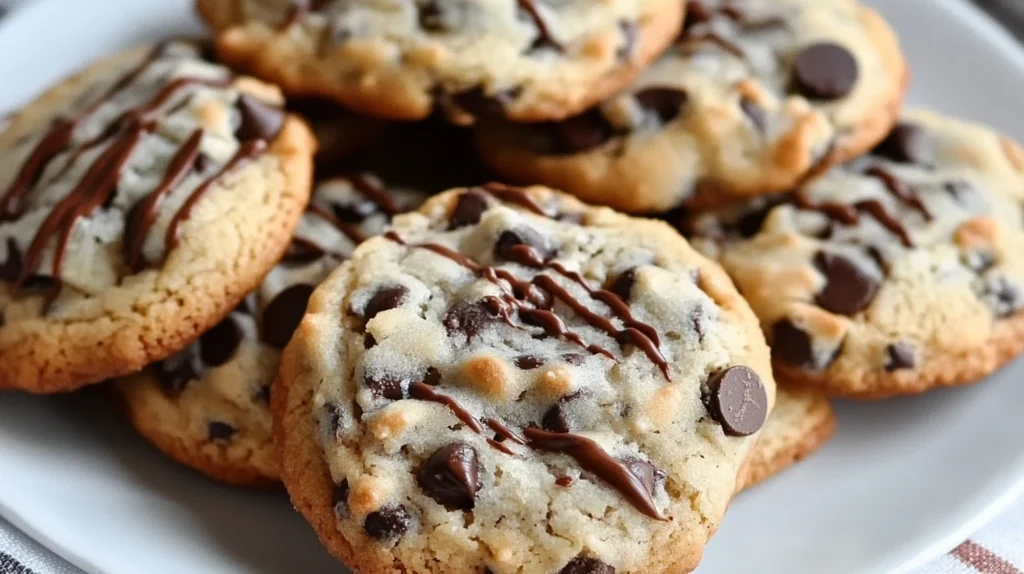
[481,183,549,216]
[409,382,484,433]
[791,193,912,247]
[517,0,563,51]
[350,174,400,216]
[864,166,932,220]
[165,140,266,251]
[124,128,203,270]
[485,418,527,445]
[523,427,667,520]
[307,202,367,244]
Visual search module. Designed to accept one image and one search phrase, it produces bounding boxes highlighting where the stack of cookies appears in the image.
[1,0,1019,572]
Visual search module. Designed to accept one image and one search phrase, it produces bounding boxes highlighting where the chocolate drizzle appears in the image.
[517,0,563,52]
[792,193,912,247]
[863,166,932,220]
[409,382,515,455]
[523,427,666,520]
[481,182,549,216]
[307,202,367,244]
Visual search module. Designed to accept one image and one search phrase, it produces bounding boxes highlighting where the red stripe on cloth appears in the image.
[951,540,1023,574]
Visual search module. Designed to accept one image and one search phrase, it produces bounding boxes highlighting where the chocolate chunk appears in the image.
[443,300,498,340]
[0,238,22,283]
[364,506,412,540]
[200,316,243,367]
[634,87,688,125]
[813,252,879,315]
[622,457,666,496]
[617,21,637,60]
[885,342,916,371]
[193,153,212,174]
[449,190,489,229]
[423,367,442,386]
[207,421,236,442]
[449,86,519,119]
[562,353,586,366]
[739,97,767,134]
[772,319,815,367]
[549,109,614,154]
[364,372,407,401]
[983,276,1022,318]
[705,366,767,436]
[235,94,285,142]
[791,42,859,100]
[154,348,202,397]
[261,283,315,349]
[495,226,552,267]
[418,1,445,31]
[362,285,410,320]
[514,355,545,369]
[872,123,930,165]
[560,556,616,574]
[542,403,570,433]
[417,442,481,509]
[607,268,637,302]
[332,479,350,516]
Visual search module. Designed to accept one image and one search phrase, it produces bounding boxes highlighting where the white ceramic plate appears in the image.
[1,0,1023,572]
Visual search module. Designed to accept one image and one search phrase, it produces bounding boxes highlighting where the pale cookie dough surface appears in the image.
[0,41,315,393]
[689,110,1024,398]
[276,184,775,573]
[738,386,835,490]
[116,175,427,486]
[197,0,684,124]
[475,0,907,213]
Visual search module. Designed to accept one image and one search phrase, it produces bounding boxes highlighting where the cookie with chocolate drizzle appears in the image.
[688,110,1024,398]
[0,41,315,393]
[474,0,908,212]
[115,174,428,486]
[275,184,775,573]
[196,0,684,124]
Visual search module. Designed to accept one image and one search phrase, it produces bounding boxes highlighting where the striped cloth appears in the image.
[0,0,1022,573]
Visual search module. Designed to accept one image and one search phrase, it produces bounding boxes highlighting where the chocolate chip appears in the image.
[154,348,202,397]
[813,252,879,315]
[449,190,489,229]
[362,285,410,320]
[282,239,326,265]
[207,421,236,442]
[704,366,767,437]
[791,42,859,100]
[607,268,637,302]
[885,342,916,371]
[448,86,519,119]
[872,123,930,165]
[562,353,586,366]
[549,109,614,154]
[193,153,212,174]
[0,238,22,283]
[495,226,552,267]
[634,87,688,125]
[364,506,412,540]
[739,97,767,134]
[332,479,350,516]
[418,1,445,31]
[514,355,545,369]
[364,372,407,401]
[772,319,815,367]
[982,276,1023,318]
[617,21,637,60]
[200,316,243,367]
[364,333,377,349]
[622,458,666,496]
[559,556,616,574]
[261,283,315,349]
[235,94,285,141]
[542,403,570,433]
[423,367,442,386]
[417,442,481,509]
[443,300,498,340]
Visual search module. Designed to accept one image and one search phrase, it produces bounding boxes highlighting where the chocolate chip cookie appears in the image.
[116,175,427,486]
[739,387,835,490]
[0,41,315,393]
[475,0,907,212]
[688,110,1024,398]
[197,0,684,124]
[275,184,775,573]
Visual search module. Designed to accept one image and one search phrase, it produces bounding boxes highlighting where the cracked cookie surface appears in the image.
[688,110,1024,398]
[0,41,315,393]
[197,0,684,124]
[276,184,775,573]
[116,175,426,486]
[475,0,907,212]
